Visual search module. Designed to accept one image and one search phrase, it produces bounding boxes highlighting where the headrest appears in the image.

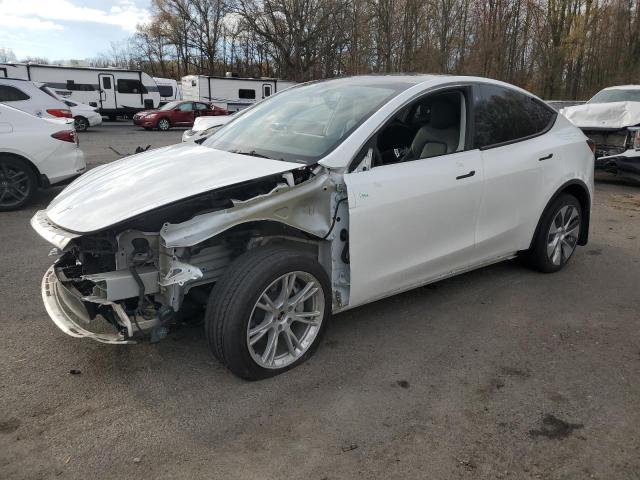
[430,98,459,129]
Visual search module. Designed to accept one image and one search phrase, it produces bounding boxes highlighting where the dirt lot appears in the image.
[1,123,639,479]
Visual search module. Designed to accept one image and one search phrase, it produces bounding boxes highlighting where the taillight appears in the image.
[586,139,596,154]
[46,108,73,118]
[51,130,77,144]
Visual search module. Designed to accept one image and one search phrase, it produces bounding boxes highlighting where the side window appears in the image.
[473,85,556,148]
[178,102,193,111]
[102,77,112,89]
[356,90,466,170]
[117,79,146,94]
[157,85,173,97]
[195,102,208,111]
[263,85,272,97]
[239,89,256,99]
[66,80,94,91]
[0,85,29,101]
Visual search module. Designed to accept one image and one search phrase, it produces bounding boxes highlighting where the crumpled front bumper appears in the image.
[41,265,135,344]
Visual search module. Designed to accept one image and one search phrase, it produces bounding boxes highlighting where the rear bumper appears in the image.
[596,150,640,181]
[44,148,86,186]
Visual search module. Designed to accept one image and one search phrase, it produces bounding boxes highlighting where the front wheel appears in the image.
[205,246,331,380]
[525,194,581,273]
[74,116,89,132]
[157,118,171,131]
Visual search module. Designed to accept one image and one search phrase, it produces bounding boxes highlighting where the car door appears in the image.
[194,102,210,119]
[344,89,483,307]
[175,102,194,125]
[472,84,560,260]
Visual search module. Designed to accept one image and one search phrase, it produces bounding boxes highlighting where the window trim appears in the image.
[470,83,558,151]
[347,85,474,172]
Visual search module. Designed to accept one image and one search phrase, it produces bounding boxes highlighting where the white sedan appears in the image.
[181,114,234,143]
[32,75,593,379]
[62,99,103,132]
[0,103,85,210]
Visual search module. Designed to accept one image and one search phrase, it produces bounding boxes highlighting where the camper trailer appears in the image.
[0,63,161,118]
[181,75,294,112]
[153,77,182,105]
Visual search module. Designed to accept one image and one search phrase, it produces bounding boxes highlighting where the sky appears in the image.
[0,0,152,61]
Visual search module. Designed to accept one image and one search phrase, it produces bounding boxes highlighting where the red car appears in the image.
[133,101,228,131]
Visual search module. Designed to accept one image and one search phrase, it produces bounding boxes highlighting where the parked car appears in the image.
[38,85,103,132]
[0,103,85,210]
[0,78,72,119]
[561,85,640,181]
[181,114,234,143]
[133,100,227,130]
[32,75,593,379]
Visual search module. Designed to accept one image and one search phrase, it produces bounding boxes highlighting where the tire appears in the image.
[0,156,37,211]
[74,116,89,132]
[157,118,171,131]
[524,194,582,273]
[205,245,331,380]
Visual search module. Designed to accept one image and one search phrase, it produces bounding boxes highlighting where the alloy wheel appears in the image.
[0,162,32,209]
[546,205,580,266]
[158,119,170,130]
[247,271,325,369]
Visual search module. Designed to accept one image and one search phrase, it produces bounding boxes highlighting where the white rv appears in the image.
[153,77,182,105]
[0,63,161,118]
[181,75,295,112]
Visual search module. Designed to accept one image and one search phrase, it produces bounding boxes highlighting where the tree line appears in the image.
[7,0,640,100]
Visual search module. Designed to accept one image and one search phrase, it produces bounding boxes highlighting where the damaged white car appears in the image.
[32,76,594,379]
[562,85,640,181]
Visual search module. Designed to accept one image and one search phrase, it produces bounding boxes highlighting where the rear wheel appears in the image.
[525,194,581,272]
[157,118,171,131]
[0,156,37,211]
[74,116,89,132]
[205,245,331,380]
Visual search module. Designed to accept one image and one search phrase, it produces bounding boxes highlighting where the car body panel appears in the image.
[45,143,304,233]
[0,103,85,184]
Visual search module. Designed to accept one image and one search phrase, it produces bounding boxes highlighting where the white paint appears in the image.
[45,143,303,233]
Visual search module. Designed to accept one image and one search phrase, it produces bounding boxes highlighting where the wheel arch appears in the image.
[529,179,591,249]
[0,151,46,187]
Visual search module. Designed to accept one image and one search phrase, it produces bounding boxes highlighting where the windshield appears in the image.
[159,101,181,111]
[589,89,640,104]
[202,79,411,164]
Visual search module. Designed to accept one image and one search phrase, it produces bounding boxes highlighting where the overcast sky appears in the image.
[0,0,151,61]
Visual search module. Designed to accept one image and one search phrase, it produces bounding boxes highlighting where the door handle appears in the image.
[538,153,553,161]
[456,170,475,180]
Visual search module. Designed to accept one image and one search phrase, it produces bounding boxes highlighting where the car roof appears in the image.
[601,85,640,91]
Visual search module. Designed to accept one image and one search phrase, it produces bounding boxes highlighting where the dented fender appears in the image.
[161,170,336,248]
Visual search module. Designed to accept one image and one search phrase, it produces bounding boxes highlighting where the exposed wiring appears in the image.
[321,197,348,240]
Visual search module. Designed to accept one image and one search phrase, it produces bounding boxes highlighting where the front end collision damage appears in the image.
[33,167,352,344]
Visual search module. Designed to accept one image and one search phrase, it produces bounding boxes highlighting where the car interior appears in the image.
[366,90,467,168]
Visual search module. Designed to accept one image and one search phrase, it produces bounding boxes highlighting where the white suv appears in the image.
[32,75,593,379]
[0,78,72,120]
[0,103,85,210]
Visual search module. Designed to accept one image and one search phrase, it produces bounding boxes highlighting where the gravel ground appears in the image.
[1,123,639,479]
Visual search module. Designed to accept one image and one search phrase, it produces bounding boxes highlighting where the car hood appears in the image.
[45,143,302,233]
[193,115,233,132]
[561,101,640,129]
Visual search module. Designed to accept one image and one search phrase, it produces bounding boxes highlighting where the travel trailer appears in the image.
[153,77,182,105]
[0,63,161,118]
[181,75,295,112]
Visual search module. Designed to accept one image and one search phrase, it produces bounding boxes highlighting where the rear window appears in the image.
[0,85,29,102]
[473,85,556,148]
